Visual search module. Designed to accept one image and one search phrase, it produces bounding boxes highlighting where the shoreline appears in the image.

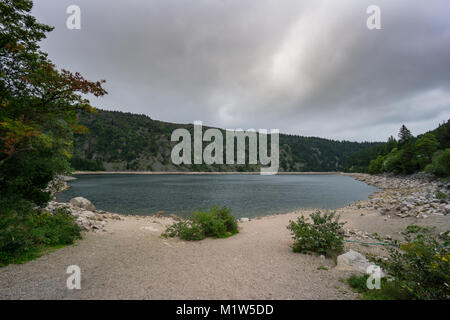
[73,171,344,175]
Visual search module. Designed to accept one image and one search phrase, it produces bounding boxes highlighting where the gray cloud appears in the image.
[32,0,450,141]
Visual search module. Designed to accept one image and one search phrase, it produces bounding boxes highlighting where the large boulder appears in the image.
[70,197,96,211]
[335,250,373,274]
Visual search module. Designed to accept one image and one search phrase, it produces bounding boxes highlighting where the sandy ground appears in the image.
[0,208,448,300]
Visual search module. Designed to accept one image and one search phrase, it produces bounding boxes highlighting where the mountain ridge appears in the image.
[71,109,381,172]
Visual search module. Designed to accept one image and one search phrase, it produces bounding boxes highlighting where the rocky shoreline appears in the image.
[43,197,124,232]
[344,173,450,218]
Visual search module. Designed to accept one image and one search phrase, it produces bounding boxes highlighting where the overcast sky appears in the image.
[32,0,450,141]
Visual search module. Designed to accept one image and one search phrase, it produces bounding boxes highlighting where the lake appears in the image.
[56,174,378,219]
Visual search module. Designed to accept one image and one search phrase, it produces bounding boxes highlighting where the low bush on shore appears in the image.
[162,206,238,241]
[347,274,412,300]
[377,226,449,300]
[287,211,345,257]
[348,225,449,300]
[0,200,82,267]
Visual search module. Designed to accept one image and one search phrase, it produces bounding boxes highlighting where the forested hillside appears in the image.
[346,120,450,176]
[71,109,378,172]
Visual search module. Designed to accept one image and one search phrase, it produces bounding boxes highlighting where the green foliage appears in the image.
[415,133,439,169]
[376,226,450,300]
[347,274,412,300]
[70,156,105,171]
[0,0,107,205]
[346,141,394,173]
[434,190,449,200]
[347,274,370,292]
[347,121,450,176]
[287,211,345,257]
[163,220,206,241]
[398,125,413,144]
[382,148,402,173]
[368,155,384,174]
[0,200,82,266]
[72,109,379,172]
[425,148,450,177]
[163,206,238,241]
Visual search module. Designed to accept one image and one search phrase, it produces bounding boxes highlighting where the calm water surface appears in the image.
[56,174,378,219]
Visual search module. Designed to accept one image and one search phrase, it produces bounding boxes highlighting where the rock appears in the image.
[76,217,90,230]
[444,204,450,214]
[319,255,325,260]
[154,211,165,218]
[71,211,81,218]
[335,250,373,274]
[239,217,250,223]
[82,211,96,219]
[168,214,182,221]
[70,197,96,211]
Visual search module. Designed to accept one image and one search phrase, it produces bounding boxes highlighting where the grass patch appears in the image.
[163,206,238,241]
[347,274,412,300]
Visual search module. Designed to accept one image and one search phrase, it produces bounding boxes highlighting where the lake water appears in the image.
[56,174,378,219]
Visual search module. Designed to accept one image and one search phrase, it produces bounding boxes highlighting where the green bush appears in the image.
[347,274,412,300]
[287,211,345,257]
[382,148,402,173]
[425,149,450,177]
[163,220,206,241]
[368,155,384,174]
[0,200,82,267]
[435,190,449,200]
[163,206,238,241]
[376,226,450,300]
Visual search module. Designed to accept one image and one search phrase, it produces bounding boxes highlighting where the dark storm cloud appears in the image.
[32,0,450,141]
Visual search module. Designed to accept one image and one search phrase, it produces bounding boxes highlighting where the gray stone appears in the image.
[82,211,96,219]
[335,250,373,274]
[69,197,96,211]
[444,204,450,214]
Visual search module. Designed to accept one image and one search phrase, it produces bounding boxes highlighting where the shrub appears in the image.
[376,226,450,300]
[287,211,345,257]
[163,221,206,241]
[163,206,238,241]
[368,155,384,174]
[0,200,82,267]
[347,274,412,300]
[382,148,402,173]
[425,149,450,177]
[435,190,449,200]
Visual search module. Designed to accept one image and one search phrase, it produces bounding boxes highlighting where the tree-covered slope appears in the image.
[346,120,450,176]
[71,109,379,172]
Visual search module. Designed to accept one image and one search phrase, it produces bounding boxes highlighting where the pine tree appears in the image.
[398,125,413,144]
